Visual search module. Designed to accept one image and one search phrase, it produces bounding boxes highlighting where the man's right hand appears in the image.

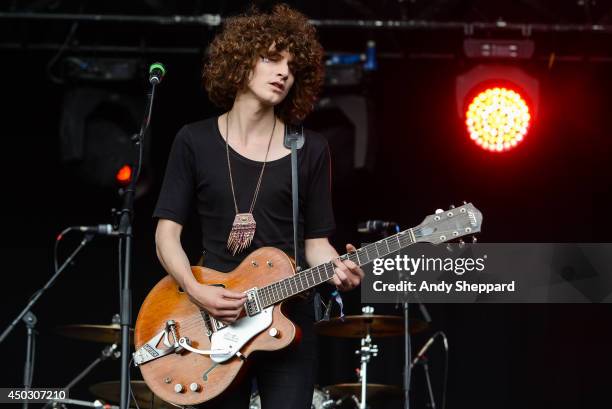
[186,283,247,325]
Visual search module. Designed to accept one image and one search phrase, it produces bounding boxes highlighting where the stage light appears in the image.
[456,65,539,153]
[59,87,152,193]
[465,87,531,152]
[116,164,132,185]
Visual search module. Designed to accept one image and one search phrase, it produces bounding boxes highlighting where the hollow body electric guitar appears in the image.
[134,203,482,406]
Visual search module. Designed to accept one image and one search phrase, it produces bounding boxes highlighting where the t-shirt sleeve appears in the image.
[153,126,195,225]
[304,139,336,239]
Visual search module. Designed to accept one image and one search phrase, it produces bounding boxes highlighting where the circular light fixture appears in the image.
[465,87,531,152]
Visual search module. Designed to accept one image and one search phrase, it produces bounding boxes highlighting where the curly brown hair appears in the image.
[202,4,324,124]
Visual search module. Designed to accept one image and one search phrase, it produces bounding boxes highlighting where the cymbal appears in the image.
[324,383,402,401]
[90,380,170,409]
[55,324,133,344]
[314,314,427,338]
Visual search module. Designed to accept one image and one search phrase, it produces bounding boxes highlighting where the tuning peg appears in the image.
[449,204,455,209]
[472,236,477,243]
[435,209,444,214]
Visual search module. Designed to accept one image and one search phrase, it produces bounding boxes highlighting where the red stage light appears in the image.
[116,164,132,185]
[465,87,531,152]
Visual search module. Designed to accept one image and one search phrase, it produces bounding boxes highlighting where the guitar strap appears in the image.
[284,124,338,322]
[283,123,305,270]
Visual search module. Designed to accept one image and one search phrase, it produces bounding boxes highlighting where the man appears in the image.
[154,5,364,408]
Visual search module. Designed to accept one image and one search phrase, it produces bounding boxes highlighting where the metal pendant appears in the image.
[227,213,256,255]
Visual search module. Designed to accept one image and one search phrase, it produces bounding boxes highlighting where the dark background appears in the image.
[1,1,612,408]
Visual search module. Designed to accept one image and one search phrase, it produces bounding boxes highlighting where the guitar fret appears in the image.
[326,262,334,280]
[272,283,278,302]
[273,283,279,303]
[289,276,296,296]
[255,226,428,309]
[376,242,384,257]
[367,244,376,260]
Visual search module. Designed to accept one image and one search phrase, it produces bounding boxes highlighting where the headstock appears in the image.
[413,202,482,244]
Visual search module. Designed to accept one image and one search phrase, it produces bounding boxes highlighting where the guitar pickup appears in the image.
[244,288,261,317]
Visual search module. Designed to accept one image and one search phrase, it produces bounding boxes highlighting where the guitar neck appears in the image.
[257,227,418,308]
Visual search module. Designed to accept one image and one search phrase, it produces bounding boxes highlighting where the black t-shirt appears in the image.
[153,117,335,273]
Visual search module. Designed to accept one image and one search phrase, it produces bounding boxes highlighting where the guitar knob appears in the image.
[189,383,200,392]
[174,384,184,393]
[361,306,374,314]
[268,327,280,338]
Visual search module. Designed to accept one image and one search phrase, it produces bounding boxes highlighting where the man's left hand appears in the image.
[330,243,365,291]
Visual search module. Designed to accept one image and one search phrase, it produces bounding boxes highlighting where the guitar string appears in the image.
[163,230,422,333]
[167,230,424,332]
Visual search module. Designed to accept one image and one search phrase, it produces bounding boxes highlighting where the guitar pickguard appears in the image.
[209,306,273,363]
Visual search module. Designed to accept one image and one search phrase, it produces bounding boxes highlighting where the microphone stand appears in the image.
[22,312,36,409]
[401,276,411,409]
[394,232,432,409]
[0,233,95,408]
[414,356,436,409]
[42,344,120,409]
[117,67,161,409]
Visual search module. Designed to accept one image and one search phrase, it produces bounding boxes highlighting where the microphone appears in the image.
[148,62,166,84]
[412,332,440,366]
[72,224,119,236]
[357,220,397,234]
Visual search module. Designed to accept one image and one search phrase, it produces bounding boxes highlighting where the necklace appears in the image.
[225,112,277,255]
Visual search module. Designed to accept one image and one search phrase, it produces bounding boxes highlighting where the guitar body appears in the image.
[134,247,299,406]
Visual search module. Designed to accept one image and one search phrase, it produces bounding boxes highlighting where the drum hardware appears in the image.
[0,231,98,409]
[315,305,424,409]
[41,343,121,409]
[43,317,127,409]
[324,383,402,402]
[90,380,171,409]
[46,397,120,408]
[356,331,377,409]
[249,387,330,409]
[55,323,134,345]
[313,312,427,338]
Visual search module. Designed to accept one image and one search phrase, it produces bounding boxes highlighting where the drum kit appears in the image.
[48,306,427,409]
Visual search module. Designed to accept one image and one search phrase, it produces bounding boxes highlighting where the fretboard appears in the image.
[257,227,417,308]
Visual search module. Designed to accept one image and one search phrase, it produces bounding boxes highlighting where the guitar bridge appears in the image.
[244,288,261,317]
